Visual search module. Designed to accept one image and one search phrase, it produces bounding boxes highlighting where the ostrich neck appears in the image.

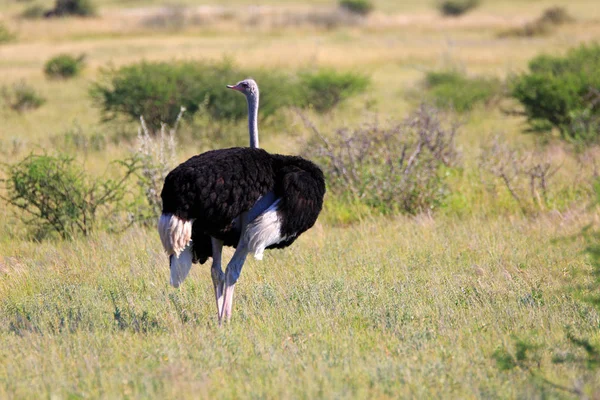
[247,94,259,149]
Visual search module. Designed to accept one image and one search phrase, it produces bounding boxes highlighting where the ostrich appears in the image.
[158,79,326,323]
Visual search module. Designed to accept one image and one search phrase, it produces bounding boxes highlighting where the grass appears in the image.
[0,0,600,397]
[0,214,596,397]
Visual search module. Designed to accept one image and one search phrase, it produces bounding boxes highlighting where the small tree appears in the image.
[511,43,600,142]
[1,154,140,239]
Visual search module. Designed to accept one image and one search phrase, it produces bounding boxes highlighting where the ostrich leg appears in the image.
[219,213,250,324]
[218,193,278,324]
[219,241,249,323]
[210,238,225,319]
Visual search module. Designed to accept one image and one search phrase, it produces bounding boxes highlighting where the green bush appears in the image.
[1,154,140,239]
[44,53,85,79]
[1,81,46,112]
[91,60,297,131]
[438,0,480,16]
[20,3,47,19]
[423,70,502,112]
[45,0,96,17]
[510,43,600,141]
[298,69,369,113]
[339,0,374,16]
[0,23,16,44]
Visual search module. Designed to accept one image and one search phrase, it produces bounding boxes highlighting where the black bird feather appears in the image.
[161,147,325,264]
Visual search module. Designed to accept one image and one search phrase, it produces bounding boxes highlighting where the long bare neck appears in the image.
[247,92,259,149]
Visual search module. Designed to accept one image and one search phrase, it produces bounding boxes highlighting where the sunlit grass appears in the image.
[0,214,597,398]
[0,0,599,397]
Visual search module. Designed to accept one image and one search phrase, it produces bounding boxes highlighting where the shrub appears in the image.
[339,0,374,16]
[301,104,458,215]
[91,60,297,132]
[438,0,479,17]
[479,136,561,214]
[1,81,46,112]
[510,43,600,141]
[499,6,574,38]
[1,154,140,239]
[44,53,85,79]
[298,69,369,113]
[20,3,47,19]
[0,23,16,44]
[423,70,502,112]
[45,0,96,17]
[539,6,574,25]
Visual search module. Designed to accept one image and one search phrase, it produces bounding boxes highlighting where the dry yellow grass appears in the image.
[1,0,599,397]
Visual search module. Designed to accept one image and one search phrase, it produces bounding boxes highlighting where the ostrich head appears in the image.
[227,78,260,148]
[227,78,258,98]
[226,78,259,99]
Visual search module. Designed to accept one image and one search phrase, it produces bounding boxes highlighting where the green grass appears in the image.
[1,215,596,398]
[1,0,600,397]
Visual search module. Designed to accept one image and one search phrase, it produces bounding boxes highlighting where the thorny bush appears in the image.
[479,136,561,214]
[302,104,459,215]
[1,154,141,239]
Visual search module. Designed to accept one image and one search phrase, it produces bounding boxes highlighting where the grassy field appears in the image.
[1,0,599,398]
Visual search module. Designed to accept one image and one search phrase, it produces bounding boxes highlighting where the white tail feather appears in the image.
[158,214,193,256]
[170,245,193,288]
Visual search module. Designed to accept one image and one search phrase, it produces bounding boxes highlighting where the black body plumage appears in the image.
[161,147,325,264]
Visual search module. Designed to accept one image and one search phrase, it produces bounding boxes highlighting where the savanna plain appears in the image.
[1,0,600,398]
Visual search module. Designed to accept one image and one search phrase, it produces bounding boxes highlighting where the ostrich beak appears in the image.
[227,84,242,92]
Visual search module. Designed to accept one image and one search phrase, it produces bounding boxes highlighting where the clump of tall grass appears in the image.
[1,81,46,112]
[302,104,459,216]
[133,108,182,223]
[422,70,502,112]
[49,123,106,154]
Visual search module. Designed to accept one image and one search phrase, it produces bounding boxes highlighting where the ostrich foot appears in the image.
[219,279,236,324]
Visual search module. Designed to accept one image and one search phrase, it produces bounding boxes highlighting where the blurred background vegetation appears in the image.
[1,0,600,398]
